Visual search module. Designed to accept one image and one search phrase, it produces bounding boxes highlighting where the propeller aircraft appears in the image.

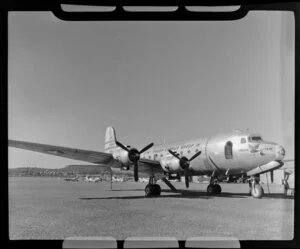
[9,126,288,198]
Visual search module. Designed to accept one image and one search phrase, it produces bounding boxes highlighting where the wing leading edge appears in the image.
[9,140,113,164]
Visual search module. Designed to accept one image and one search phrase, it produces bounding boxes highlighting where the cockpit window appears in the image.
[240,138,246,144]
[249,136,262,142]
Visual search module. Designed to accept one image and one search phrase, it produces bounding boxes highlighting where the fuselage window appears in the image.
[225,141,233,159]
[241,138,246,144]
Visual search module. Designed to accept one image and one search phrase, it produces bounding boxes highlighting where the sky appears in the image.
[8,11,295,168]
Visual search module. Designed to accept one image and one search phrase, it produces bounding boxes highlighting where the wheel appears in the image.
[145,184,154,197]
[214,184,222,194]
[207,184,215,195]
[153,184,161,196]
[251,184,264,198]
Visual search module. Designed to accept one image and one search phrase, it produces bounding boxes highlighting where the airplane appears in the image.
[64,175,79,182]
[84,175,102,183]
[9,126,288,198]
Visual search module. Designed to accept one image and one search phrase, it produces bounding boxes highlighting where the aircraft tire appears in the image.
[207,184,215,195]
[214,184,222,194]
[145,184,154,197]
[251,184,263,198]
[153,184,161,196]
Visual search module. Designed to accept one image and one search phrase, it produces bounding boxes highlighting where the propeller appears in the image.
[168,150,201,188]
[116,140,154,182]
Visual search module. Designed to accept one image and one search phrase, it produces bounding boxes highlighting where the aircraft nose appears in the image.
[275,145,285,160]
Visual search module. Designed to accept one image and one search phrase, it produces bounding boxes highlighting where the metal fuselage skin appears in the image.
[136,130,285,177]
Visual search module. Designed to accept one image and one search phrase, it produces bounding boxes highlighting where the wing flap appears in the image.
[138,158,163,175]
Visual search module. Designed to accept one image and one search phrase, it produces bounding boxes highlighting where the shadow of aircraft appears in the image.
[79,188,293,200]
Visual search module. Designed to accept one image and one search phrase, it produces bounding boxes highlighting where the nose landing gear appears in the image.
[248,175,264,198]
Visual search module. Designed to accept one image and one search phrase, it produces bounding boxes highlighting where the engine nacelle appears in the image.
[113,150,131,166]
[160,158,182,172]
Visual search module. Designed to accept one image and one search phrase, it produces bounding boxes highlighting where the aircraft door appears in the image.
[224,141,233,159]
[206,135,239,171]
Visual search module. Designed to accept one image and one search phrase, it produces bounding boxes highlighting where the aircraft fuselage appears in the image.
[112,130,285,177]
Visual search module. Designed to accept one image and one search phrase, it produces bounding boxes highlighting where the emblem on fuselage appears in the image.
[248,143,260,153]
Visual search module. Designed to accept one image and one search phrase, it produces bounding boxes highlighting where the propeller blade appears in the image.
[139,142,154,154]
[116,141,130,152]
[188,151,202,162]
[185,171,189,188]
[110,169,112,190]
[134,162,138,182]
[270,170,274,183]
[168,150,181,159]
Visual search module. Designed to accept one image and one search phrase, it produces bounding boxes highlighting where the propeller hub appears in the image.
[180,157,190,170]
[128,148,140,162]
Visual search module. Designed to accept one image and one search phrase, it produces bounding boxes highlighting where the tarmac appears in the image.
[9,177,294,240]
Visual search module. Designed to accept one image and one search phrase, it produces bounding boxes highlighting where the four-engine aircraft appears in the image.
[9,126,287,198]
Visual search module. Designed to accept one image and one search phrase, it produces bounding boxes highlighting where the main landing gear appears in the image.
[207,183,222,195]
[145,176,161,197]
[249,175,264,198]
[206,174,222,195]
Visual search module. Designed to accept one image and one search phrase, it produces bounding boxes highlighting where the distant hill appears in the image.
[61,165,111,174]
[9,164,111,177]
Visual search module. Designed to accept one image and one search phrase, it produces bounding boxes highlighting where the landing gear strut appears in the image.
[207,173,222,195]
[249,175,264,198]
[145,176,161,197]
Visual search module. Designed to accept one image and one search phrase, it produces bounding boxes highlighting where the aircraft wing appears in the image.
[9,140,164,175]
[9,140,114,164]
[138,158,164,175]
[110,158,163,177]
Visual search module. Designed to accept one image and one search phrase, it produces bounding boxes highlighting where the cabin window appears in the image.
[225,141,233,159]
[240,138,246,144]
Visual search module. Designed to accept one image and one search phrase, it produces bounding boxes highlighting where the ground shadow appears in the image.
[80,189,245,200]
[79,188,293,200]
[163,189,292,199]
[80,194,211,200]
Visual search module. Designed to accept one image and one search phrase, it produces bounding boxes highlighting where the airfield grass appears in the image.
[9,177,293,240]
